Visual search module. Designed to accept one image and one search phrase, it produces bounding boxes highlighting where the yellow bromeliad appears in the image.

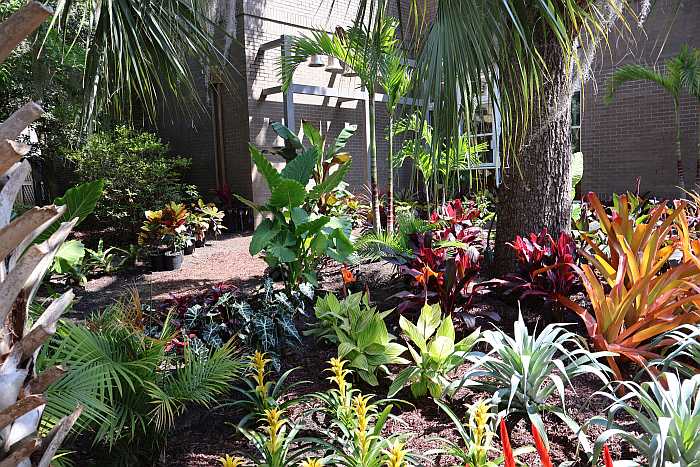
[468,399,494,458]
[299,458,324,467]
[219,454,247,466]
[328,357,351,406]
[383,440,407,467]
[353,394,371,457]
[264,408,286,455]
[252,351,270,395]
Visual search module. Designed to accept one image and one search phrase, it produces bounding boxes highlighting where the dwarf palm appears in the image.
[607,49,695,191]
[280,14,400,234]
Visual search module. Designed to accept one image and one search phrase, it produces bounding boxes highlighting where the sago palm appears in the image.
[280,13,401,234]
[606,49,693,192]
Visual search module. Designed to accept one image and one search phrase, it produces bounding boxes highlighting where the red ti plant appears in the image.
[489,228,579,306]
[430,198,480,225]
[392,229,482,317]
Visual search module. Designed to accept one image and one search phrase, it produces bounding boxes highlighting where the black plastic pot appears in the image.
[184,243,195,255]
[149,253,164,271]
[194,238,205,248]
[162,251,183,271]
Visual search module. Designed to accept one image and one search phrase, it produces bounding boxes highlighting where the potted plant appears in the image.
[139,202,189,271]
[187,210,209,248]
[195,199,226,242]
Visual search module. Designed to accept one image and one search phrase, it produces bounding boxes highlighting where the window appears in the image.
[571,90,581,153]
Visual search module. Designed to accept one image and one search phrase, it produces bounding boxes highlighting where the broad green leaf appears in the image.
[417,304,442,340]
[388,367,419,397]
[435,314,455,341]
[296,216,329,236]
[310,232,328,254]
[302,120,324,150]
[268,179,306,208]
[308,162,350,201]
[271,122,303,150]
[37,180,104,243]
[290,207,309,226]
[280,147,317,184]
[329,124,357,157]
[249,218,279,255]
[53,240,86,273]
[250,144,281,190]
[327,228,353,261]
[268,243,296,262]
[428,336,454,362]
[399,315,428,353]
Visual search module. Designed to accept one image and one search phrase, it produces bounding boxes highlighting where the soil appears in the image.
[65,233,642,466]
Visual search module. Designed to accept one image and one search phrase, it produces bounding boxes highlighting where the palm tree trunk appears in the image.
[494,40,573,275]
[387,116,395,234]
[674,100,687,193]
[368,91,381,234]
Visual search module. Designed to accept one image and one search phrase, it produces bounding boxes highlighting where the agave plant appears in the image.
[590,373,700,466]
[454,312,613,451]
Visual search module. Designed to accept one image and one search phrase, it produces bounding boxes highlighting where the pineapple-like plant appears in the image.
[0,2,82,465]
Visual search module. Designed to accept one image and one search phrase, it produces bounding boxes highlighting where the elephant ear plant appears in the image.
[237,141,354,289]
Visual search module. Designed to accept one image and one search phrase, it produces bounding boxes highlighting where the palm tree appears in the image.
[50,0,234,125]
[382,52,412,233]
[280,14,400,234]
[606,50,692,192]
[671,46,700,189]
[349,0,640,273]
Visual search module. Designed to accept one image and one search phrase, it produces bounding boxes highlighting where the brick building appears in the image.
[158,0,699,204]
[158,0,416,208]
[581,0,700,198]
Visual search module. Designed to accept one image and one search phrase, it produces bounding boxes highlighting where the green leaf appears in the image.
[310,232,328,254]
[388,367,419,398]
[296,216,329,236]
[38,180,104,243]
[268,243,297,263]
[53,240,86,273]
[428,336,454,363]
[417,304,442,340]
[268,179,306,208]
[435,314,455,342]
[308,162,350,201]
[280,147,317,184]
[302,120,324,150]
[249,219,279,255]
[329,124,357,157]
[399,316,427,353]
[250,144,281,190]
[326,228,353,262]
[271,122,303,160]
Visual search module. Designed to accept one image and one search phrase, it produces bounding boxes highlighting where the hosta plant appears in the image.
[454,312,613,451]
[237,142,353,289]
[388,303,478,398]
[223,351,306,427]
[560,193,700,380]
[331,298,408,385]
[306,291,366,344]
[590,373,700,466]
[238,408,310,467]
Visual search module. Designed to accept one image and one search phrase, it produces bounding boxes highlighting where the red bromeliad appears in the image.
[499,418,516,467]
[602,445,614,467]
[531,424,553,467]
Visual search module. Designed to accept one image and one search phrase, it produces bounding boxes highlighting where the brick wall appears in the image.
[581,0,700,199]
[158,0,415,205]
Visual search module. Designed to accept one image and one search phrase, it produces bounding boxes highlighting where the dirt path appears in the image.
[72,234,267,314]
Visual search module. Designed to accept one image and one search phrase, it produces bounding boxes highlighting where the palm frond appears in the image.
[606,63,676,102]
[51,0,237,125]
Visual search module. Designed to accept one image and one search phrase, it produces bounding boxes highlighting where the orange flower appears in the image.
[341,266,356,285]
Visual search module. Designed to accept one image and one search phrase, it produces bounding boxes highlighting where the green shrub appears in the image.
[388,303,478,399]
[64,126,198,239]
[324,293,407,386]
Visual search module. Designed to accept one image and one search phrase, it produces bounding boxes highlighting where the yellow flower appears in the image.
[219,454,246,467]
[252,351,269,395]
[327,357,351,404]
[353,395,371,456]
[300,458,324,467]
[383,440,406,467]
[264,408,286,453]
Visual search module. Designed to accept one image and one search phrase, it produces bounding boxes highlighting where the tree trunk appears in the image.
[494,40,573,276]
[387,116,395,234]
[674,100,687,193]
[695,106,699,191]
[368,92,382,234]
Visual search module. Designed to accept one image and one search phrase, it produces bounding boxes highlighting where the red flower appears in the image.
[340,266,356,285]
[500,418,516,467]
[603,444,614,467]
[531,424,553,467]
